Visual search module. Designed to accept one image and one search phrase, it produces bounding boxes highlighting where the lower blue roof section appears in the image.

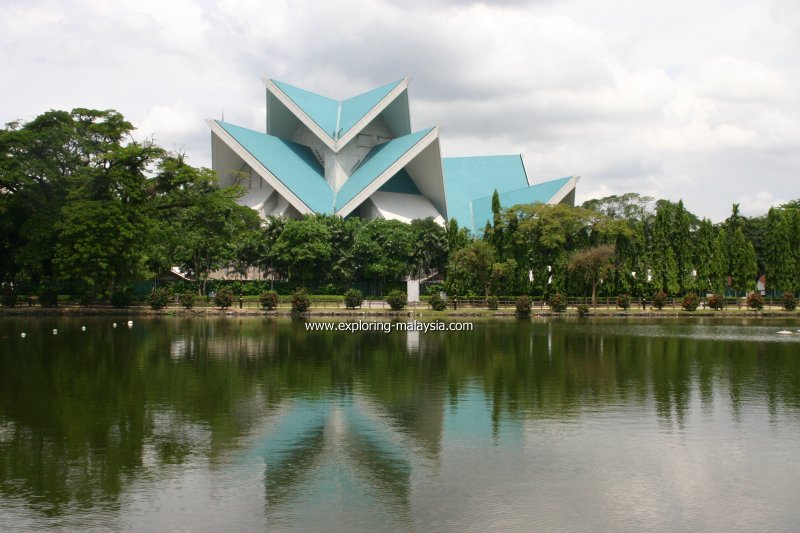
[378,168,421,194]
[335,128,433,212]
[215,120,334,214]
[442,155,529,233]
[470,176,573,234]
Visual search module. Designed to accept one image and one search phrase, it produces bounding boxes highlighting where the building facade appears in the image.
[209,77,578,235]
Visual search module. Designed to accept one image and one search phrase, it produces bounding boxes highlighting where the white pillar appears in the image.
[406,278,420,303]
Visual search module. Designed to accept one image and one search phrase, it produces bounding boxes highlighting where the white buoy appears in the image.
[777,330,793,335]
[127,320,133,328]
[81,326,86,332]
[20,333,26,338]
[52,329,58,335]
[112,323,117,328]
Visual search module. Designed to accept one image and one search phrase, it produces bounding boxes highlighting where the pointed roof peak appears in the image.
[265,78,409,147]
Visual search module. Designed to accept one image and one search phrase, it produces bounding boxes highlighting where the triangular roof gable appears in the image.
[266,78,408,151]
[339,80,405,138]
[442,155,529,234]
[213,120,334,214]
[470,176,575,234]
[334,127,436,214]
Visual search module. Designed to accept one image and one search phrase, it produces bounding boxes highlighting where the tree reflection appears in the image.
[1,317,799,523]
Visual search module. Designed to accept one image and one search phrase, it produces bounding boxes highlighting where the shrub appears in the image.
[1,285,16,307]
[516,295,532,315]
[616,293,631,310]
[291,288,311,313]
[344,288,364,309]
[386,290,407,311]
[682,292,699,311]
[75,289,96,307]
[111,287,134,308]
[425,283,445,296]
[179,291,196,309]
[39,286,58,308]
[259,290,280,310]
[319,283,338,295]
[783,291,797,311]
[746,291,764,311]
[214,287,235,309]
[148,288,170,310]
[707,293,725,310]
[549,293,567,313]
[652,290,667,310]
[428,292,447,311]
[486,295,499,310]
[576,303,590,317]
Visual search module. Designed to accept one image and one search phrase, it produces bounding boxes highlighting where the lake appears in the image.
[1,316,799,532]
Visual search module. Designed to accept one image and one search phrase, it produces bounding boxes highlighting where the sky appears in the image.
[1,0,798,221]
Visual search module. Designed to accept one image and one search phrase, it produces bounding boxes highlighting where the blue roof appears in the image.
[378,168,421,194]
[442,155,529,232]
[271,79,404,141]
[470,176,573,234]
[335,128,433,211]
[215,120,334,214]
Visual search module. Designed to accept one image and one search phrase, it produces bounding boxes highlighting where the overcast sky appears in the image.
[2,0,798,221]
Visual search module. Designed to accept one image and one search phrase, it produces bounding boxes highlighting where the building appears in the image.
[208,77,578,235]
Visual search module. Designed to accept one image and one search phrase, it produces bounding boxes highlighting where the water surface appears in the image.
[1,317,799,532]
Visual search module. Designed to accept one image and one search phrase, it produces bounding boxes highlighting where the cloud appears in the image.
[736,191,787,216]
[1,0,799,221]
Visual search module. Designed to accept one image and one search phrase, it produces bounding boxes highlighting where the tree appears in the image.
[0,109,160,286]
[693,219,726,294]
[447,240,495,301]
[409,217,448,279]
[568,245,616,307]
[729,228,757,295]
[353,219,414,295]
[269,216,332,285]
[763,208,794,293]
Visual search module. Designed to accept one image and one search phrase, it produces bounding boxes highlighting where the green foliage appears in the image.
[652,290,667,310]
[782,292,797,311]
[682,292,699,311]
[1,285,16,307]
[343,288,364,309]
[353,219,415,293]
[486,295,499,310]
[148,288,170,310]
[576,303,590,317]
[269,216,332,285]
[111,287,134,308]
[259,291,279,310]
[516,295,532,315]
[76,289,96,307]
[291,288,311,313]
[213,288,234,310]
[707,293,725,311]
[428,292,447,311]
[38,286,58,308]
[746,292,764,311]
[616,293,631,310]
[386,290,407,311]
[179,291,196,309]
[549,293,567,312]
[764,208,795,292]
[446,240,495,299]
[568,244,616,307]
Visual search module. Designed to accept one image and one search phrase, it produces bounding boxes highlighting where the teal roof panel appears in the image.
[271,80,340,138]
[215,120,334,214]
[377,168,421,194]
[470,176,573,234]
[335,128,434,211]
[271,79,404,142]
[442,155,529,233]
[339,80,404,137]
